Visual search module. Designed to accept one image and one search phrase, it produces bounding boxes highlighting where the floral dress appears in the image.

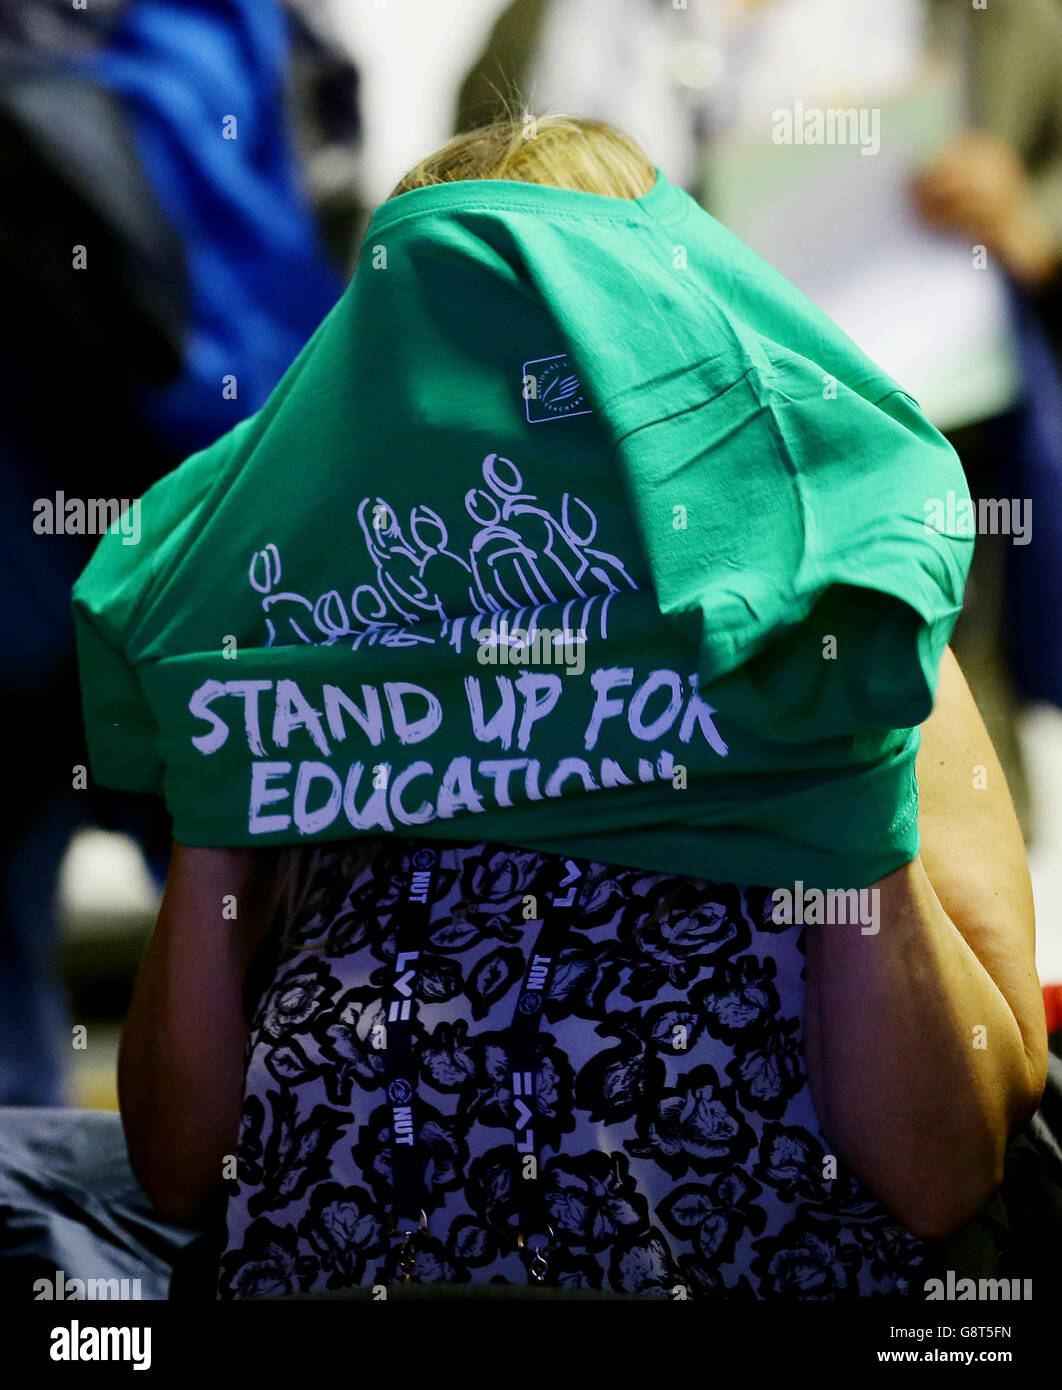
[217,837,925,1299]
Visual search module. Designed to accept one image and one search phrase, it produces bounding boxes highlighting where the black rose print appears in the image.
[221,841,926,1299]
[467,944,524,1020]
[298,1182,388,1289]
[248,1089,351,1218]
[751,1222,863,1299]
[543,1151,649,1253]
[218,1217,320,1299]
[258,959,340,1042]
[627,1064,757,1178]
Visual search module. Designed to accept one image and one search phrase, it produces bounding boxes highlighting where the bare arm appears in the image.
[803,646,1048,1240]
[118,844,268,1223]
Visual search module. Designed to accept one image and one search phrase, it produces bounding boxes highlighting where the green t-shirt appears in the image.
[72,169,972,889]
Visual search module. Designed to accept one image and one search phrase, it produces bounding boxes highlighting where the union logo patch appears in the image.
[522,353,592,423]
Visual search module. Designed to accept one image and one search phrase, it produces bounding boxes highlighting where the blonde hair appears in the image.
[388,112,657,202]
[255,841,376,960]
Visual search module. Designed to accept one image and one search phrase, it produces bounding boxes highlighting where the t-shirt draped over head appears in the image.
[72,169,972,890]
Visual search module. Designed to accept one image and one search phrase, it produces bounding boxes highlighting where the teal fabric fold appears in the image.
[73,169,972,889]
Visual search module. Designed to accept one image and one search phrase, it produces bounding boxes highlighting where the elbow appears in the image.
[905,1074,1047,1242]
[898,1190,1000,1243]
[885,1146,1008,1243]
[1013,1041,1049,1133]
[855,1052,1048,1244]
[145,1181,213,1229]
[118,1063,235,1227]
[120,1108,224,1227]
[129,1151,220,1227]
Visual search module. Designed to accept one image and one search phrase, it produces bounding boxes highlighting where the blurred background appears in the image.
[6,0,1062,1114]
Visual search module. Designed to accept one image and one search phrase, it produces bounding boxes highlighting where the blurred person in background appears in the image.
[1,0,361,1104]
[458,0,1062,850]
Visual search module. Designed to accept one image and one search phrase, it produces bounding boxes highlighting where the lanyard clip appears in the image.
[391,1209,429,1284]
[517,1225,555,1284]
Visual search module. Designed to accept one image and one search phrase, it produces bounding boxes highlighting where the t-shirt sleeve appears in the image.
[74,601,162,793]
[72,422,250,794]
[507,207,973,744]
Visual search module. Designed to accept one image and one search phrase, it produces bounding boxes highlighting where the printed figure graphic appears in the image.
[249,452,638,649]
[411,506,476,609]
[248,544,317,647]
[358,497,476,622]
[480,454,637,601]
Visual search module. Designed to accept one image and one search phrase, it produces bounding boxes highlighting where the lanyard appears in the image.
[382,838,586,1286]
